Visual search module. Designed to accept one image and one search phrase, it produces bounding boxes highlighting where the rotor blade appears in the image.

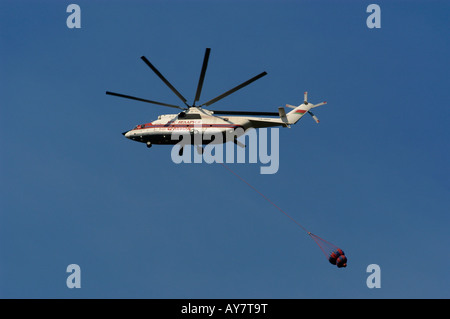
[194,48,211,103]
[106,91,184,109]
[211,110,279,116]
[201,71,267,107]
[308,111,320,123]
[311,101,327,108]
[140,56,189,106]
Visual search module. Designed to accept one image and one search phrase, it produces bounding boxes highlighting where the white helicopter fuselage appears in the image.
[123,102,321,146]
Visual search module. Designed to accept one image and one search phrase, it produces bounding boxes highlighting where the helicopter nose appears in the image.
[122,131,131,139]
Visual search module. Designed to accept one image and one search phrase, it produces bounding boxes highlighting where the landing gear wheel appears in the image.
[146,142,152,148]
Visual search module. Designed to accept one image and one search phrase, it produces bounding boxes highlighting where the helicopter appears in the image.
[106,48,327,154]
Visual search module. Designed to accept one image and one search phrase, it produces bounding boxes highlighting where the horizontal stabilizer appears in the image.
[278,107,290,127]
[278,107,287,120]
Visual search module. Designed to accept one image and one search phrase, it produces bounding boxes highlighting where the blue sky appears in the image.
[1,0,449,298]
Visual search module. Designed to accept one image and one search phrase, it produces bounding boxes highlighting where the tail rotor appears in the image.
[304,91,327,124]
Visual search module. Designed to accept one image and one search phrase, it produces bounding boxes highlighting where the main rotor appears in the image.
[106,48,277,117]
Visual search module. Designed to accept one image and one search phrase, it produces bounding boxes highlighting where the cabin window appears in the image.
[182,114,202,119]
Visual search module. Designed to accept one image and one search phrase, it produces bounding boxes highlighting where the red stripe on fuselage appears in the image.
[133,124,242,130]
